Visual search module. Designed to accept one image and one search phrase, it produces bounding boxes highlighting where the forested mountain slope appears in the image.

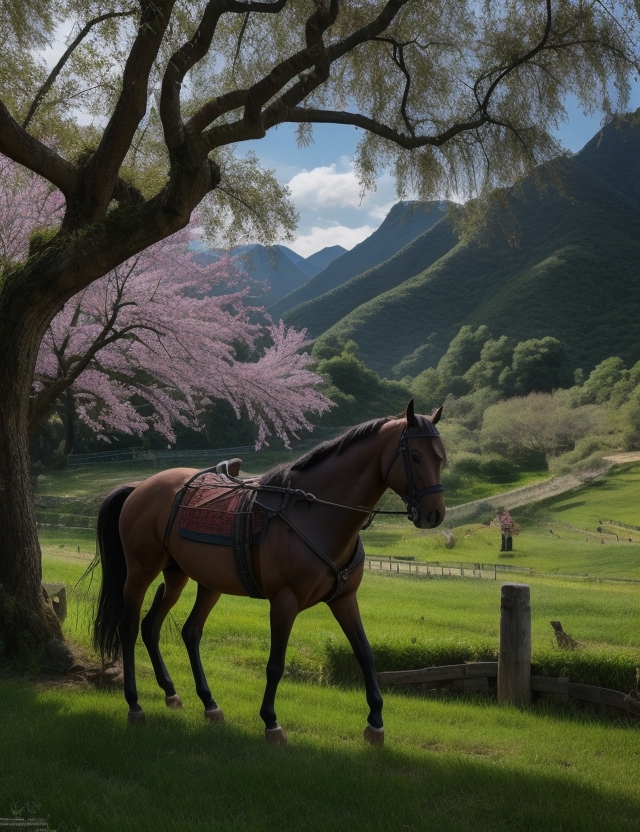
[313,143,640,377]
[281,213,458,337]
[268,200,450,318]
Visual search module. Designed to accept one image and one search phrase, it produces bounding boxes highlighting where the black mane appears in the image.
[259,415,397,489]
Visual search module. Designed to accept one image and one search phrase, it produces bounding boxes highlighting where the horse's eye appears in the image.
[411,452,420,464]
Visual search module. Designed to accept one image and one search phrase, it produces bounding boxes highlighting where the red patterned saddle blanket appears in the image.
[177,472,265,546]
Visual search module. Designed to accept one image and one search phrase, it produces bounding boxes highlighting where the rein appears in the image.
[165,420,444,602]
[214,418,445,526]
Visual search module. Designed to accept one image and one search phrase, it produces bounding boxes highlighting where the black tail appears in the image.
[93,485,136,662]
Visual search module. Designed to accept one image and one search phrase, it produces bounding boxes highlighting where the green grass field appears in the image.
[2,460,640,831]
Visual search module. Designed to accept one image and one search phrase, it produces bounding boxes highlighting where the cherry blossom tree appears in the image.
[32,224,330,457]
[0,155,329,461]
[497,509,520,552]
[0,154,64,264]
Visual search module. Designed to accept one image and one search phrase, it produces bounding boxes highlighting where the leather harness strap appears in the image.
[232,491,266,599]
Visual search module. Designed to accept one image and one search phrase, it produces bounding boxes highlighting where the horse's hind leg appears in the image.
[120,567,157,724]
[141,563,189,709]
[328,592,384,745]
[181,584,223,721]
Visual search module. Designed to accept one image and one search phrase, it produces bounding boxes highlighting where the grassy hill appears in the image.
[311,138,640,377]
[268,200,450,318]
[281,213,458,337]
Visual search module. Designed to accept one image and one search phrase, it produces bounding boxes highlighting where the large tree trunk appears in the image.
[0,151,215,666]
[0,272,66,665]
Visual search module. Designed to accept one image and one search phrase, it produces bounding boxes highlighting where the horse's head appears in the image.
[382,399,446,529]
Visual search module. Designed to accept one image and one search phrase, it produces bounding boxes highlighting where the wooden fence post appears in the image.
[497,583,531,706]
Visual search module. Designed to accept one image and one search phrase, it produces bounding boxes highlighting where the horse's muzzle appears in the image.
[414,509,444,529]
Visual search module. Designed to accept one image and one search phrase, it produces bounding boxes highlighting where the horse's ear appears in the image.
[405,398,417,427]
[430,405,443,425]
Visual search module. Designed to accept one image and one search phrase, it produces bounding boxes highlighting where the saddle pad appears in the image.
[178,472,264,545]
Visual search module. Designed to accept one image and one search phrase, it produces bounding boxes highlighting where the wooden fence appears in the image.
[365,555,531,580]
[377,583,640,719]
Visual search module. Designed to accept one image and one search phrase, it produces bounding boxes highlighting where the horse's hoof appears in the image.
[265,726,288,745]
[363,724,384,746]
[165,694,183,709]
[204,707,224,723]
[127,708,146,725]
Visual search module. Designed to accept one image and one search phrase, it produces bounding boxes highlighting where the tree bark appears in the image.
[0,270,64,660]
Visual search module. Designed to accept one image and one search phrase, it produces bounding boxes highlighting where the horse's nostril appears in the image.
[428,510,441,528]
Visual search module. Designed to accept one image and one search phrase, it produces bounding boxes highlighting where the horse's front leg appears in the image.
[328,591,384,745]
[260,589,299,744]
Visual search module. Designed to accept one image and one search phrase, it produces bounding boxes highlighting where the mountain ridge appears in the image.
[307,118,640,377]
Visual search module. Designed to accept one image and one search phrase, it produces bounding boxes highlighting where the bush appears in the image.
[531,646,640,694]
[322,638,497,686]
[451,453,519,483]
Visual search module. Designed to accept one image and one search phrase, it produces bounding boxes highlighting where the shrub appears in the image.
[531,646,640,694]
[322,638,497,686]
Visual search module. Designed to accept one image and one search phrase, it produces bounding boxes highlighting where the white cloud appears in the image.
[366,200,397,221]
[287,224,376,258]
[288,164,364,210]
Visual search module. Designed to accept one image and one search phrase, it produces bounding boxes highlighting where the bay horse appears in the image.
[93,400,445,745]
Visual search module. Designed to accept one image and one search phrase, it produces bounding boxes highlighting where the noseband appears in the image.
[382,420,444,523]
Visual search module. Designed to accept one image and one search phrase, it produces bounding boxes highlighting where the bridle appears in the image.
[381,419,445,524]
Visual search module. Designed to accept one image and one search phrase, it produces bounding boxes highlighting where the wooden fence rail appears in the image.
[365,555,531,580]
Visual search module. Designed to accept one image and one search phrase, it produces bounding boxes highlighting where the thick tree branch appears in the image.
[258,0,410,131]
[277,106,492,148]
[163,0,288,150]
[76,0,176,225]
[22,9,138,131]
[202,0,409,148]
[0,100,78,195]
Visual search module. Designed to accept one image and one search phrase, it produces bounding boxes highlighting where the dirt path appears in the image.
[447,452,640,518]
[602,451,640,463]
[446,473,587,518]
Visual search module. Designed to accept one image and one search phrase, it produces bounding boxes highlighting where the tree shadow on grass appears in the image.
[0,677,638,832]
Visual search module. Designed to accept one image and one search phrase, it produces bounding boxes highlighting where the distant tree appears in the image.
[500,336,571,395]
[481,392,605,465]
[437,325,491,380]
[621,386,640,450]
[442,386,502,431]
[2,0,639,661]
[464,335,514,392]
[574,356,628,405]
[410,367,446,412]
[316,342,412,425]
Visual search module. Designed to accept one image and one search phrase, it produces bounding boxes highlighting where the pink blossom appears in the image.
[0,156,332,447]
